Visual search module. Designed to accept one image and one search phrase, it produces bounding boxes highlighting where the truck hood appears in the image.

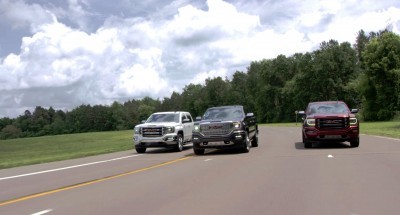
[197,119,241,124]
[307,113,355,118]
[136,122,179,127]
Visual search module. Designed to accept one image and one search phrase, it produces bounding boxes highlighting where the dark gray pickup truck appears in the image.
[192,105,258,155]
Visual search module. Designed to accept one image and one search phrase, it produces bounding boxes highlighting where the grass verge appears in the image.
[263,121,400,139]
[0,130,133,169]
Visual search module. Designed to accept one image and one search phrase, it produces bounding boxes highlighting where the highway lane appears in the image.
[1,126,399,215]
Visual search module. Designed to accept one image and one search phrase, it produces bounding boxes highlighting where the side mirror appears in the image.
[351,109,359,114]
[141,120,146,124]
[297,111,305,116]
[195,116,202,121]
[296,111,306,121]
[183,119,190,123]
[246,113,254,117]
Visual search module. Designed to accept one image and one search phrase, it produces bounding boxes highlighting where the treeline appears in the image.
[1,30,399,139]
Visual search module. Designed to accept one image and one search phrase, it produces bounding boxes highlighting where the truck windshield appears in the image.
[146,113,180,123]
[308,103,349,114]
[203,107,243,121]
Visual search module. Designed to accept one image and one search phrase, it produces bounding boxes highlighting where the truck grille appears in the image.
[316,118,349,129]
[142,127,163,137]
[200,123,233,136]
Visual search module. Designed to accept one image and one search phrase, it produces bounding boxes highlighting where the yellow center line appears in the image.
[0,156,192,207]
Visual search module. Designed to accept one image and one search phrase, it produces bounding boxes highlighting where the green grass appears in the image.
[263,121,400,139]
[0,130,134,169]
[360,121,400,139]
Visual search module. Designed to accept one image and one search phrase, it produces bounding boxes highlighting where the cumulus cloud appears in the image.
[0,0,54,30]
[0,18,175,105]
[0,0,399,118]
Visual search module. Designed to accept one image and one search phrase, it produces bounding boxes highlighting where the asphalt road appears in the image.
[0,126,399,215]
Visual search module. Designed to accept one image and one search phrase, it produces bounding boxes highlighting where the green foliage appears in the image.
[1,30,399,139]
[360,32,400,120]
[0,125,21,139]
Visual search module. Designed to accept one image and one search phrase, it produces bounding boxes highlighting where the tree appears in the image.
[1,125,21,139]
[138,104,154,122]
[203,77,230,107]
[124,99,140,128]
[110,101,129,130]
[360,31,400,120]
[0,117,13,131]
[180,84,206,117]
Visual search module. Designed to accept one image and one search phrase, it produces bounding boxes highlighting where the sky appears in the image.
[0,0,399,118]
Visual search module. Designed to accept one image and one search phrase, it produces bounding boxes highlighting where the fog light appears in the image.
[306,131,315,135]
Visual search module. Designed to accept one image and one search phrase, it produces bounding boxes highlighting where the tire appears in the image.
[193,148,205,155]
[350,137,359,148]
[175,133,184,152]
[251,130,259,147]
[303,133,312,148]
[242,132,251,153]
[135,147,146,153]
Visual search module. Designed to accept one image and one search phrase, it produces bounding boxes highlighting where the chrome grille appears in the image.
[317,118,349,129]
[142,127,163,137]
[200,123,233,136]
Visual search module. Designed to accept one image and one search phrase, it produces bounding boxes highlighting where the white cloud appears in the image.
[190,68,228,85]
[306,6,400,44]
[0,0,54,30]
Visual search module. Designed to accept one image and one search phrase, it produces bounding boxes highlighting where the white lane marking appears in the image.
[327,155,334,158]
[204,159,213,162]
[372,135,400,141]
[31,209,52,215]
[0,155,142,181]
[360,134,400,141]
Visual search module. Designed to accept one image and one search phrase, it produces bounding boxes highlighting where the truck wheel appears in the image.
[136,147,146,153]
[303,133,312,148]
[242,132,251,153]
[193,148,205,155]
[251,130,259,147]
[175,134,184,152]
[350,137,359,147]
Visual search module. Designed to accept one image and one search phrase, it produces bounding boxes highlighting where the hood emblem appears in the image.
[209,125,223,129]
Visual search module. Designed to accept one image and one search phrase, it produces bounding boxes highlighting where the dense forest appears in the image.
[1,30,399,139]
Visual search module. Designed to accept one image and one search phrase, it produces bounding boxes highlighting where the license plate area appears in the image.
[324,135,341,139]
[201,141,233,146]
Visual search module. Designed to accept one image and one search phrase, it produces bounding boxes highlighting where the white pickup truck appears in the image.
[133,111,194,153]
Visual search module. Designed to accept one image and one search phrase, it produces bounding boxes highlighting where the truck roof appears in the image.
[152,111,189,114]
[207,105,243,109]
[308,101,345,105]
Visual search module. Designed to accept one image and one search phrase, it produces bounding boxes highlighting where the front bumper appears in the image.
[192,130,246,149]
[303,126,359,142]
[133,133,178,148]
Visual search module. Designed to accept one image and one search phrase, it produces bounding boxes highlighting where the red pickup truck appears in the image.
[297,101,359,148]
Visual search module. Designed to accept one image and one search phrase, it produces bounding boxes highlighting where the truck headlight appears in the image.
[164,126,175,134]
[306,118,315,126]
[193,125,200,132]
[350,117,358,125]
[233,122,241,128]
[134,127,141,134]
